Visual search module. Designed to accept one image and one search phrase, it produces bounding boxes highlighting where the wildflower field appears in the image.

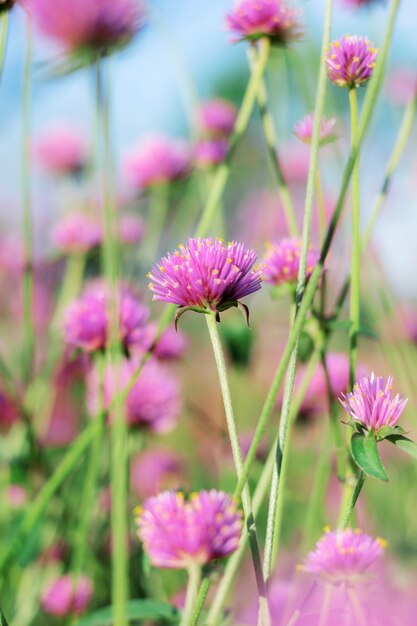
[1,0,417,624]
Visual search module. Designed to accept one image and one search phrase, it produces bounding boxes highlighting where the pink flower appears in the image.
[148,238,263,314]
[131,449,184,499]
[138,323,188,360]
[342,0,382,6]
[52,213,102,255]
[123,136,191,190]
[33,126,89,176]
[325,35,379,88]
[136,490,242,569]
[41,575,93,617]
[198,99,237,137]
[263,238,320,286]
[26,0,145,55]
[339,373,408,433]
[0,388,19,432]
[194,139,229,168]
[226,0,302,45]
[293,113,338,146]
[385,69,417,106]
[6,485,27,509]
[64,282,149,353]
[302,528,385,585]
[87,358,181,432]
[119,214,144,245]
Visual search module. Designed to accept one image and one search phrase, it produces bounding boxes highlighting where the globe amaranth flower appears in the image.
[87,358,181,432]
[138,323,188,360]
[325,35,378,88]
[52,213,102,255]
[148,238,263,324]
[226,0,302,45]
[263,238,320,286]
[198,99,237,137]
[41,575,93,617]
[64,282,149,353]
[131,449,184,500]
[194,139,229,169]
[136,489,242,569]
[302,528,386,586]
[26,0,145,56]
[293,113,338,146]
[33,126,89,176]
[339,373,408,433]
[123,135,191,190]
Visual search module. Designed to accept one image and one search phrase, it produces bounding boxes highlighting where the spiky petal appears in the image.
[226,0,302,45]
[293,112,338,146]
[325,35,378,88]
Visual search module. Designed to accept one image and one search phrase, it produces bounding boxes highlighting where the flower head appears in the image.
[339,373,408,433]
[263,238,320,286]
[64,282,149,353]
[302,528,385,585]
[194,139,229,169]
[148,238,263,318]
[52,213,102,255]
[123,135,191,190]
[198,99,237,137]
[293,113,338,146]
[33,126,89,176]
[136,489,242,569]
[226,0,302,45]
[325,35,378,88]
[41,575,93,617]
[26,0,145,56]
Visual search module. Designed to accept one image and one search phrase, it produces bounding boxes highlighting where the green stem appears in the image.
[348,87,360,389]
[337,470,365,529]
[142,183,170,265]
[190,577,210,626]
[249,47,298,237]
[204,313,270,625]
[262,0,333,585]
[179,564,201,626]
[195,37,270,237]
[0,11,8,81]
[315,161,326,244]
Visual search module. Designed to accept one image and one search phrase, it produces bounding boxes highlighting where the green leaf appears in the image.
[385,435,417,460]
[376,425,405,441]
[75,600,179,626]
[0,609,9,626]
[351,433,389,481]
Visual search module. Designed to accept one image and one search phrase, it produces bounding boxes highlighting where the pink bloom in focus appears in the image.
[148,238,263,313]
[41,575,93,617]
[325,35,378,88]
[263,238,320,286]
[136,490,242,569]
[33,126,89,176]
[119,214,144,245]
[123,136,191,190]
[64,282,149,353]
[302,528,385,585]
[131,449,184,499]
[26,0,144,54]
[88,358,181,432]
[339,373,408,433]
[293,113,338,146]
[199,99,237,137]
[226,0,302,45]
[194,139,229,168]
[52,213,102,255]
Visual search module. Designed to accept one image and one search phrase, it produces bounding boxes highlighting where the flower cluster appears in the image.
[325,35,378,88]
[226,0,302,45]
[263,238,320,286]
[136,489,242,569]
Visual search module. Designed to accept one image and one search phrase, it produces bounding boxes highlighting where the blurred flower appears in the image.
[386,69,417,106]
[325,35,378,88]
[339,373,407,433]
[263,238,319,286]
[33,126,89,176]
[148,238,263,316]
[138,323,188,360]
[26,0,145,56]
[119,214,144,245]
[123,135,191,190]
[302,528,385,585]
[131,449,184,499]
[0,388,19,432]
[293,113,338,146]
[136,489,242,569]
[6,485,27,509]
[198,99,237,137]
[342,0,382,6]
[88,358,181,432]
[41,575,93,617]
[52,213,101,255]
[64,282,149,353]
[226,0,302,45]
[194,138,229,168]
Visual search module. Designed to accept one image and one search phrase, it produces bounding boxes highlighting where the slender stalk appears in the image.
[195,37,270,236]
[315,161,326,244]
[348,87,360,389]
[180,564,201,626]
[0,11,8,81]
[262,0,333,587]
[142,183,170,265]
[190,577,210,626]
[248,47,298,237]
[204,313,270,626]
[337,470,365,529]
